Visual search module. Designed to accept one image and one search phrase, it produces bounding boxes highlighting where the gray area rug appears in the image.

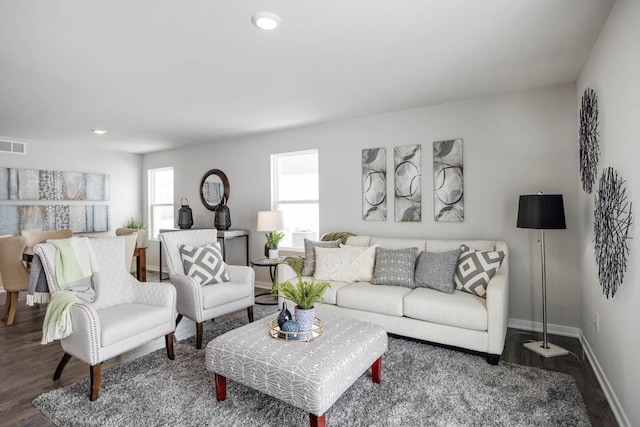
[34,309,590,426]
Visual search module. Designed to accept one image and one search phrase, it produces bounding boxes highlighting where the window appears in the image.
[272,150,319,249]
[148,167,174,239]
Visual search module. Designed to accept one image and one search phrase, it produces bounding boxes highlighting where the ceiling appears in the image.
[0,0,614,154]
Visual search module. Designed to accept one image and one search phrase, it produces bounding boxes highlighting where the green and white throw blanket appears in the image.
[41,237,99,344]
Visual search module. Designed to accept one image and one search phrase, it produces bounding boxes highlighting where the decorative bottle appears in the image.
[277,301,292,328]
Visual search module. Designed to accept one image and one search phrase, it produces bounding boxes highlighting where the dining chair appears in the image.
[0,235,29,325]
[21,229,73,254]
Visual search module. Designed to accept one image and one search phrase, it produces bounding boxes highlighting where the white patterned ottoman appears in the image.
[205,312,388,427]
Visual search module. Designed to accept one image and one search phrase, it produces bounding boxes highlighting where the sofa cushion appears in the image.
[337,282,412,316]
[301,239,341,276]
[403,288,488,331]
[314,247,353,282]
[455,245,505,298]
[179,243,229,286]
[99,304,172,347]
[414,248,461,293]
[371,247,418,288]
[319,279,351,305]
[426,240,495,252]
[345,235,371,247]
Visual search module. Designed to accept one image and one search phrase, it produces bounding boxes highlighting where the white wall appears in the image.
[143,83,580,327]
[577,1,640,425]
[0,140,142,234]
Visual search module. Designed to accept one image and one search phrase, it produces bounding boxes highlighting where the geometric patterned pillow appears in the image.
[314,247,353,282]
[371,247,419,288]
[179,243,229,286]
[454,245,505,298]
[301,239,341,276]
[348,244,378,282]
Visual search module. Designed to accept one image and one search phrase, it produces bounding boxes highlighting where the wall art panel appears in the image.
[0,167,109,201]
[362,148,387,221]
[433,139,464,222]
[394,144,421,222]
[0,204,109,235]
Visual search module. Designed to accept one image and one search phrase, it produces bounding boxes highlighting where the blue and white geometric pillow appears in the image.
[179,243,230,286]
[454,245,505,298]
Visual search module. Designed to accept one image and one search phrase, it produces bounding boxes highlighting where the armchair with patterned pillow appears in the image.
[160,229,255,349]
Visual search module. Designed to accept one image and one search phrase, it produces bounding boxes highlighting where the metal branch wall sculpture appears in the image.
[579,88,600,194]
[593,167,632,298]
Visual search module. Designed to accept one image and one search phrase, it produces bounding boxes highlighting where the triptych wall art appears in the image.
[361,139,464,223]
[0,204,110,235]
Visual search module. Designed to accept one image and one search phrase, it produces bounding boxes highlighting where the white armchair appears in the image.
[34,236,177,401]
[159,229,254,349]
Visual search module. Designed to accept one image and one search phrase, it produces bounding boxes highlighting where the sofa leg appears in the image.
[53,353,72,380]
[90,364,101,401]
[196,322,204,349]
[247,306,254,323]
[486,354,500,365]
[165,332,175,360]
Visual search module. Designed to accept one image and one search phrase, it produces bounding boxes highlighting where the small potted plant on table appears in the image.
[264,230,285,259]
[272,276,330,333]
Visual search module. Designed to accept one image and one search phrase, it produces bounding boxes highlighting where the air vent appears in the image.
[0,140,26,155]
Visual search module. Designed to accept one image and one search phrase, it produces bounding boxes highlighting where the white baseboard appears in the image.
[580,333,630,427]
[507,317,581,338]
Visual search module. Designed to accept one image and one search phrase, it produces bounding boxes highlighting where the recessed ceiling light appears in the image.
[91,129,107,135]
[251,11,281,30]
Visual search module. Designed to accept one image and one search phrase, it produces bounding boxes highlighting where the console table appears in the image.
[158,228,249,281]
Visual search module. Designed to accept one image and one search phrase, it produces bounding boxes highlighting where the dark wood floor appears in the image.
[0,278,616,426]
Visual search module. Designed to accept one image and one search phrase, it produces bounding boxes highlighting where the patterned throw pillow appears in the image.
[179,243,229,286]
[454,245,505,298]
[301,239,341,276]
[371,247,418,288]
[314,247,353,282]
[414,248,462,294]
[349,245,377,282]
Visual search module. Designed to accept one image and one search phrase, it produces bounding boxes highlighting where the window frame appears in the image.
[148,166,175,240]
[271,149,319,250]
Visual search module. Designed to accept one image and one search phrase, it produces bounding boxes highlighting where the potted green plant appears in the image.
[122,217,146,247]
[264,230,285,259]
[272,276,330,332]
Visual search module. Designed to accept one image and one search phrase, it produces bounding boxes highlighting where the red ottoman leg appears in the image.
[215,373,227,401]
[371,356,382,384]
[310,413,326,427]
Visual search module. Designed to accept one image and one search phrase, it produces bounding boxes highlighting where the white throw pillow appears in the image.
[314,247,353,282]
[349,245,377,282]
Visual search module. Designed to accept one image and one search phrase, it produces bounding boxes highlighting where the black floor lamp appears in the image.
[517,193,568,358]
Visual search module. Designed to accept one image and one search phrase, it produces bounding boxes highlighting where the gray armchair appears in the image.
[160,229,254,349]
[35,236,177,400]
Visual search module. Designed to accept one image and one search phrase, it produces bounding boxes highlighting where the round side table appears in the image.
[251,257,285,305]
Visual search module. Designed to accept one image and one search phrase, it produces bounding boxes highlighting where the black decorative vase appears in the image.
[277,302,292,329]
[214,197,231,230]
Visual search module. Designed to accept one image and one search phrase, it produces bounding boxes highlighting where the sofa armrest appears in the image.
[275,263,299,284]
[60,304,102,365]
[167,272,204,322]
[132,281,177,314]
[485,266,509,355]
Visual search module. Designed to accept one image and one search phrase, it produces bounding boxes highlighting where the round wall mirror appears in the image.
[200,169,230,211]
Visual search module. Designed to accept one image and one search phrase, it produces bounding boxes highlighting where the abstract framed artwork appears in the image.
[433,139,464,222]
[394,144,421,222]
[362,147,387,221]
[0,204,110,235]
[579,88,599,194]
[0,167,110,201]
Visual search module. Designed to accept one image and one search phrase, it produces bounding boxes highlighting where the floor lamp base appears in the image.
[524,341,569,358]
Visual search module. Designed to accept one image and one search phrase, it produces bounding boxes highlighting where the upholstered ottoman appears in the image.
[205,312,388,427]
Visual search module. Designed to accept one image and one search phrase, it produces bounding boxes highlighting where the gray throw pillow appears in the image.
[179,243,229,286]
[414,249,462,293]
[371,247,418,288]
[301,239,341,276]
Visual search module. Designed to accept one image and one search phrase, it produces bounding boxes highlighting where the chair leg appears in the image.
[165,332,175,360]
[247,305,254,323]
[1,292,11,320]
[90,364,101,401]
[6,292,19,326]
[175,314,183,326]
[196,322,204,349]
[53,353,72,380]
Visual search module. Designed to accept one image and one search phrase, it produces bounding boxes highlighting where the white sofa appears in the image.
[277,236,509,364]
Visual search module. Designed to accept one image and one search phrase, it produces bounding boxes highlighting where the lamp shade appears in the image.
[256,211,284,231]
[517,194,566,230]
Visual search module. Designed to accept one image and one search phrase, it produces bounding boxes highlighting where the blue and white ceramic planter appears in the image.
[295,307,315,333]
